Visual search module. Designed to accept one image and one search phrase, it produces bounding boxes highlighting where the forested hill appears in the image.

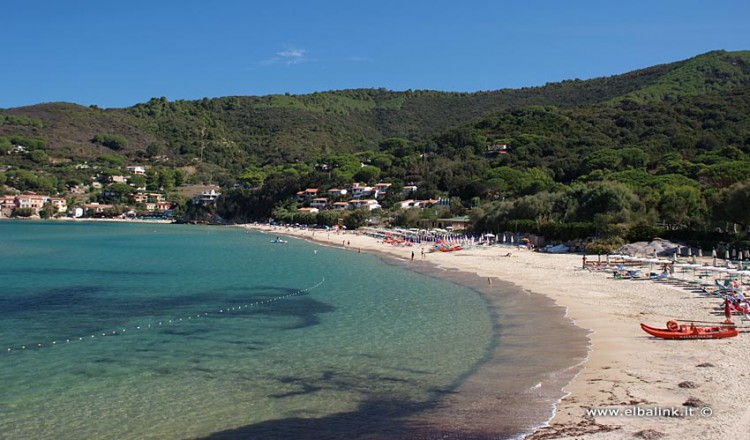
[2,50,749,176]
[3,50,750,244]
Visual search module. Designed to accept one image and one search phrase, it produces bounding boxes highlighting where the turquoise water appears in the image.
[0,222,496,439]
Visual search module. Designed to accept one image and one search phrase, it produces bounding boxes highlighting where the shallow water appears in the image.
[0,222,587,439]
[0,222,493,438]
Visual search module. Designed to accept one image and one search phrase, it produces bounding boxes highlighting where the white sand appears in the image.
[246,224,750,439]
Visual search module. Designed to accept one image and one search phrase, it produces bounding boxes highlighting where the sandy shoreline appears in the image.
[246,224,750,439]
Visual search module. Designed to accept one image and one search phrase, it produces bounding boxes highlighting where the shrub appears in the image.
[585,237,625,255]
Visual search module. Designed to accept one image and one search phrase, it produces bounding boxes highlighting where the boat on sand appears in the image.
[640,320,738,340]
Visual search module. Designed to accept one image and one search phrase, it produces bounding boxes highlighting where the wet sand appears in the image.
[245,225,750,439]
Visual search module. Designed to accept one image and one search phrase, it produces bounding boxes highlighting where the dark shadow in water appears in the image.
[0,285,107,314]
[247,296,335,330]
[3,283,332,337]
[0,267,168,277]
[207,284,336,330]
[268,370,424,399]
[196,396,518,440]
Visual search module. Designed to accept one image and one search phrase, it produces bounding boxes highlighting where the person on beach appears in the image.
[411,250,415,261]
[420,247,425,259]
[582,255,587,269]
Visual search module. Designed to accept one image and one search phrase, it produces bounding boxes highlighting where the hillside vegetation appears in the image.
[2,50,750,248]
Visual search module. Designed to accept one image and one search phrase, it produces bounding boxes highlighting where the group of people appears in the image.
[725,289,750,317]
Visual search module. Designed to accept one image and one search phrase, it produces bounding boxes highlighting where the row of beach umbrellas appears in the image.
[603,254,750,286]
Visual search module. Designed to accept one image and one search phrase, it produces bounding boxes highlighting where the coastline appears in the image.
[245,224,750,439]
[0,216,174,224]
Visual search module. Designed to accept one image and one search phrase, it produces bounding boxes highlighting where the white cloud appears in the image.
[261,47,309,66]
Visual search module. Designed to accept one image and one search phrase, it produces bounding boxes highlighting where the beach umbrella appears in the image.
[646,257,660,272]
[687,246,692,258]
[733,249,738,259]
[698,248,703,258]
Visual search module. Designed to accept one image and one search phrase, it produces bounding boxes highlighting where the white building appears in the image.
[351,183,373,199]
[193,189,221,205]
[127,165,146,175]
[310,198,328,209]
[349,199,381,211]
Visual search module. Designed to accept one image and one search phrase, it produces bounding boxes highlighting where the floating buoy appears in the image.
[6,278,326,355]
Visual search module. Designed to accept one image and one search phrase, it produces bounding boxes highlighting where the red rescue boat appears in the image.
[640,320,738,340]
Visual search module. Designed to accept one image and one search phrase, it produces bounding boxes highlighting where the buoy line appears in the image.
[4,277,325,355]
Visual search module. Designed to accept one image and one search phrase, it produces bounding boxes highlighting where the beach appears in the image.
[247,224,750,439]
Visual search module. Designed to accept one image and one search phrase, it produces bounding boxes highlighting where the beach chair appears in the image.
[709,279,741,296]
[622,269,642,279]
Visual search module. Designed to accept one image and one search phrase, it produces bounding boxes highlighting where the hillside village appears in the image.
[293,182,443,214]
[0,159,221,220]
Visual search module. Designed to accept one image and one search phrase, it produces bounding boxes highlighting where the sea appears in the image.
[0,221,588,440]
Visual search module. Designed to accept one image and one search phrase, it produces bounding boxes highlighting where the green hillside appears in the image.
[611,50,750,103]
[2,50,750,247]
[5,50,748,172]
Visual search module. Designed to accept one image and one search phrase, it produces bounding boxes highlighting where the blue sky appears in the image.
[2,0,748,109]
